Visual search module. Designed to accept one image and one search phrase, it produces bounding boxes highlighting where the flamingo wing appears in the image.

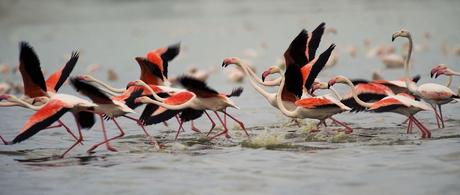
[12,99,71,143]
[304,44,335,91]
[135,57,164,85]
[284,62,304,99]
[76,110,95,129]
[368,97,406,112]
[141,106,180,125]
[158,42,181,78]
[284,29,308,67]
[179,108,204,122]
[114,88,144,109]
[341,93,388,112]
[177,76,218,98]
[70,78,113,104]
[19,42,47,97]
[46,51,79,93]
[295,97,335,109]
[307,22,326,62]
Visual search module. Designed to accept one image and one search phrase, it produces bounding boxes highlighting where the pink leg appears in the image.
[205,111,217,136]
[223,108,227,127]
[329,117,353,133]
[410,115,431,139]
[174,120,184,141]
[438,105,445,128]
[432,105,441,128]
[60,117,84,158]
[409,116,426,138]
[222,110,249,138]
[123,115,158,146]
[208,112,230,140]
[87,115,117,153]
[406,117,413,134]
[57,120,82,144]
[190,120,201,133]
[163,121,169,127]
[401,118,409,124]
[0,135,8,145]
[175,116,186,132]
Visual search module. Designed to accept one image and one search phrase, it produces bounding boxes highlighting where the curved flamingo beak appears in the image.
[391,32,399,42]
[430,67,439,78]
[222,61,228,67]
[261,70,271,82]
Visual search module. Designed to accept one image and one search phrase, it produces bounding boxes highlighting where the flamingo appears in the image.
[392,29,459,128]
[270,65,352,130]
[430,64,460,87]
[0,94,86,144]
[134,76,248,140]
[328,75,433,138]
[3,93,97,157]
[69,77,158,152]
[139,43,181,85]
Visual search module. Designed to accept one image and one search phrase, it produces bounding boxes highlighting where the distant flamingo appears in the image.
[134,76,248,140]
[392,29,459,128]
[431,64,460,87]
[3,94,97,157]
[328,75,433,138]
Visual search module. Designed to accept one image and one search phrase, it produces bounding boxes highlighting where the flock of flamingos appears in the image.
[0,22,459,158]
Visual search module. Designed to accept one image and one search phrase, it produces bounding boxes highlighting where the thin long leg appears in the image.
[0,135,8,145]
[205,111,216,136]
[329,117,353,133]
[60,117,84,158]
[400,118,409,125]
[410,115,431,138]
[432,105,441,128]
[438,104,445,128]
[87,115,117,153]
[406,117,413,134]
[222,110,249,137]
[57,120,82,144]
[163,121,169,127]
[123,115,158,146]
[208,111,230,140]
[223,108,227,127]
[190,120,201,133]
[174,120,184,141]
[409,116,426,138]
[175,115,186,132]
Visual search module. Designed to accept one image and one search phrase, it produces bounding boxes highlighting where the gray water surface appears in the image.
[1,0,460,194]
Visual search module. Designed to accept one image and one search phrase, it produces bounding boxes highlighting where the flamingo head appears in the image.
[222,57,241,68]
[312,81,329,93]
[328,75,347,88]
[261,66,281,82]
[430,64,449,78]
[75,75,93,81]
[0,94,13,101]
[31,96,49,105]
[392,29,411,41]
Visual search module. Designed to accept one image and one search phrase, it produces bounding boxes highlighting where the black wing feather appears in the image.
[124,89,144,109]
[304,44,335,91]
[54,51,79,92]
[178,76,219,95]
[76,110,95,129]
[284,29,309,67]
[179,109,204,122]
[307,22,326,61]
[19,41,47,92]
[284,63,304,98]
[160,42,181,78]
[70,77,112,104]
[226,87,244,97]
[12,108,70,144]
[142,58,164,81]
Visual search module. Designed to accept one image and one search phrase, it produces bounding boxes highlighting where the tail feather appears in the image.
[226,87,244,97]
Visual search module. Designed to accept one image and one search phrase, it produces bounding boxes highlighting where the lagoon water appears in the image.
[1,0,460,194]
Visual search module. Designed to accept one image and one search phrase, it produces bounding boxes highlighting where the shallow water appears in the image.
[1,0,460,194]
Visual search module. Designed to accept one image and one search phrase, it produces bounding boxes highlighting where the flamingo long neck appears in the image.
[403,34,417,93]
[276,75,298,118]
[328,86,342,100]
[235,61,275,101]
[142,97,190,110]
[236,60,281,86]
[342,77,373,108]
[88,77,125,95]
[7,96,42,110]
[138,82,167,102]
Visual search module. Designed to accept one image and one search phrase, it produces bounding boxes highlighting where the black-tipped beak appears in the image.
[31,98,36,105]
[222,62,227,67]
[435,73,440,78]
[328,80,336,88]
[261,70,270,82]
[326,83,331,89]
[391,36,395,42]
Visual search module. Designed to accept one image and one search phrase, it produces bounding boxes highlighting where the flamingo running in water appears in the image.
[2,93,97,157]
[328,75,433,138]
[70,77,160,152]
[134,76,248,140]
[392,29,459,129]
